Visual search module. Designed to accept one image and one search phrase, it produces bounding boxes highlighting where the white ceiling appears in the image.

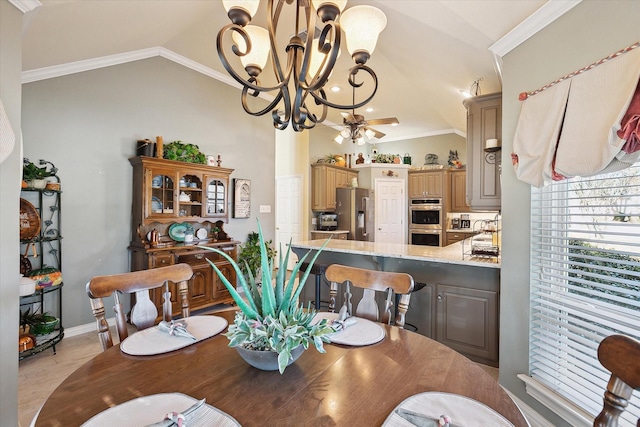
[19,0,572,142]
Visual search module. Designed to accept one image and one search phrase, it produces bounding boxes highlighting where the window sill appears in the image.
[518,374,592,427]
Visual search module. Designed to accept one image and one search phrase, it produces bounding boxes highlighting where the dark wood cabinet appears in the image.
[129,156,238,317]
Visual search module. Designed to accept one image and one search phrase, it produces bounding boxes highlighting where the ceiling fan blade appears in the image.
[365,126,386,139]
[365,117,399,126]
[341,112,356,122]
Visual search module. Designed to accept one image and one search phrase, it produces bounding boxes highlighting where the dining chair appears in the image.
[593,334,640,427]
[324,264,414,328]
[86,263,193,351]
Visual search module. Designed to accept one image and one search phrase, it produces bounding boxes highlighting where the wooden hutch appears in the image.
[129,156,239,316]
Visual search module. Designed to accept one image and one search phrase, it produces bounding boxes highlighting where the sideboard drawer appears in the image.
[178,251,220,265]
[150,252,175,268]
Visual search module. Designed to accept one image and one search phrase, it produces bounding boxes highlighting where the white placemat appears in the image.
[313,312,385,346]
[81,392,240,427]
[382,392,515,427]
[120,315,228,356]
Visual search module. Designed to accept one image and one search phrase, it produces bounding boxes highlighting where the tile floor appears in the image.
[18,318,500,427]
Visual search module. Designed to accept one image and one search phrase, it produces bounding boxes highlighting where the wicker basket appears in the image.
[19,198,40,240]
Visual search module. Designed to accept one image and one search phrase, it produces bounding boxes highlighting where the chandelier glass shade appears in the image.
[217,0,387,132]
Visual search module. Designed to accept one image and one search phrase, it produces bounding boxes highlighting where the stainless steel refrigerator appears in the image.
[336,187,374,241]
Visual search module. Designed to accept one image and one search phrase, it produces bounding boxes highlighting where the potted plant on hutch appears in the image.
[199,220,333,373]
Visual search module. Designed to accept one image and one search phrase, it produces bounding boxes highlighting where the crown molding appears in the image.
[489,0,582,58]
[381,128,464,143]
[22,46,251,95]
[8,0,41,13]
[22,47,162,83]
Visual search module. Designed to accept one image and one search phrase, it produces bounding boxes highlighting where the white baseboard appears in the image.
[63,318,115,338]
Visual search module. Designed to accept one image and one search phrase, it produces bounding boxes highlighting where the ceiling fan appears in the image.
[335,111,399,145]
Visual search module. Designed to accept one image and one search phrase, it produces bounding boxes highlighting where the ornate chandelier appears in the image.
[217,0,387,132]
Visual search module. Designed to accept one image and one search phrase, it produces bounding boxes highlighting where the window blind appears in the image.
[530,163,640,426]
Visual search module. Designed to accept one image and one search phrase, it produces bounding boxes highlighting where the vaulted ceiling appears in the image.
[21,0,575,142]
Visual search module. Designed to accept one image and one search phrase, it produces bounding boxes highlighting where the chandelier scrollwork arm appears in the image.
[217,0,387,132]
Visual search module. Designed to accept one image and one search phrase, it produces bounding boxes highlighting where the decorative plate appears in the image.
[19,198,40,240]
[151,196,162,213]
[152,175,162,188]
[168,222,193,242]
[196,228,208,240]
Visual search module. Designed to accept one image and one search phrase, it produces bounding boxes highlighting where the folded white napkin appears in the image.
[313,312,385,346]
[157,319,196,340]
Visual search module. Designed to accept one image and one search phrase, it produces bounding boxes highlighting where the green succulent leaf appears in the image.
[199,218,332,374]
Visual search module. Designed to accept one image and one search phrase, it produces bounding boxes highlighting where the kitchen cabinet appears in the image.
[463,93,501,211]
[447,169,470,212]
[436,283,498,365]
[129,156,238,317]
[310,231,348,240]
[406,282,435,338]
[408,170,444,198]
[445,231,477,246]
[311,163,358,211]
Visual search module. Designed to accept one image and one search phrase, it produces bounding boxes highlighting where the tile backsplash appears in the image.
[446,212,499,229]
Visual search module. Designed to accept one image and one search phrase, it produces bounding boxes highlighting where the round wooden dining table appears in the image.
[35,310,529,426]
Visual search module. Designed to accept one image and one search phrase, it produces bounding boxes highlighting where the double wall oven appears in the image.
[408,198,442,246]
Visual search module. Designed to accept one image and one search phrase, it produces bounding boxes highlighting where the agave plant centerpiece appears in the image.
[199,220,333,373]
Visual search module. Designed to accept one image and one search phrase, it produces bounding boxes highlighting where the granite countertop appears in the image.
[291,239,500,269]
[445,228,478,233]
[311,230,349,234]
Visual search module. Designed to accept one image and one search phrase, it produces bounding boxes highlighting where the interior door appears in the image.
[276,175,303,262]
[374,178,406,244]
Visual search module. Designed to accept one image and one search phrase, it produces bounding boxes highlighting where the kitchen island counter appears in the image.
[291,239,499,269]
[290,239,501,367]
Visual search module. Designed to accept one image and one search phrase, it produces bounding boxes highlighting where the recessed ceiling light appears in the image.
[330,86,341,92]
[391,123,399,127]
[365,107,374,113]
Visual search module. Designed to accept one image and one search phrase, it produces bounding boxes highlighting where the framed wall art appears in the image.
[233,178,251,218]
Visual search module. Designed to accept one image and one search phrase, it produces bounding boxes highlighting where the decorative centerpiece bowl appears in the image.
[199,220,333,374]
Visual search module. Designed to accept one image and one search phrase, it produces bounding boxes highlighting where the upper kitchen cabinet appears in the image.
[463,93,502,211]
[446,169,470,213]
[408,170,444,199]
[311,163,358,211]
[130,156,233,226]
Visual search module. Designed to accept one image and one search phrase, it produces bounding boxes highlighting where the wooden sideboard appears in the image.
[129,156,238,316]
[129,242,237,316]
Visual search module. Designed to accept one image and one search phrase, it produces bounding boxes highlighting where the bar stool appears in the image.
[300,262,328,310]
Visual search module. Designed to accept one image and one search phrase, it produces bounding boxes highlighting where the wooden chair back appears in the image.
[594,334,640,426]
[324,264,414,328]
[86,263,193,351]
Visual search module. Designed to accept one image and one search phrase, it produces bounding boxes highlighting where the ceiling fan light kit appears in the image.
[218,0,386,132]
[335,109,399,145]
